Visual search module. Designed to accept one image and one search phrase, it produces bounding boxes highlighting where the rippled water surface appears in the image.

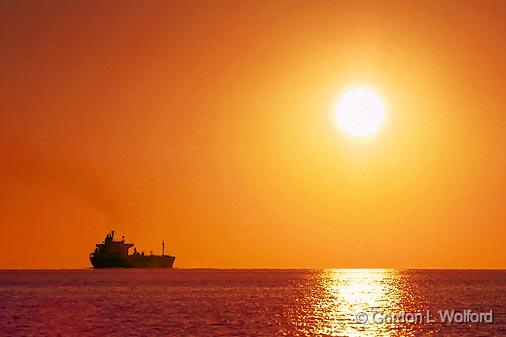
[0,269,505,336]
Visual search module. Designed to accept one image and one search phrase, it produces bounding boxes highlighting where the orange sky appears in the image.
[1,1,506,269]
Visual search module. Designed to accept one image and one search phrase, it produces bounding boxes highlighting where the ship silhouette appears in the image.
[90,231,175,268]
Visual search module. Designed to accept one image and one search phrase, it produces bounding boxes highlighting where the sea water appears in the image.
[0,269,505,336]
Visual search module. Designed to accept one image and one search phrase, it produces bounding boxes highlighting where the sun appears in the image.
[335,87,386,137]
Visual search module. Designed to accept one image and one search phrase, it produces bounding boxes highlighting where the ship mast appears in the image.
[162,240,165,256]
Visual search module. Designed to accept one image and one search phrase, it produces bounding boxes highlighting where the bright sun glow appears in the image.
[335,87,386,137]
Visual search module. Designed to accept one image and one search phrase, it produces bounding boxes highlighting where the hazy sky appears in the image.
[1,1,506,268]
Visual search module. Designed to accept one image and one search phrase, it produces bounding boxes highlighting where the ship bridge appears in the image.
[95,231,134,257]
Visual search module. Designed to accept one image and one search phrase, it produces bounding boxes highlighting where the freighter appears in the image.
[90,231,175,268]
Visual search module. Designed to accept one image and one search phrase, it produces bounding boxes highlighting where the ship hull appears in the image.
[90,254,175,269]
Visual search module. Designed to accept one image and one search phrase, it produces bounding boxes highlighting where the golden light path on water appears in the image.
[281,269,421,337]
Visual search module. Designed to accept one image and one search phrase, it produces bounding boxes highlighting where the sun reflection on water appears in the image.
[281,269,416,337]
